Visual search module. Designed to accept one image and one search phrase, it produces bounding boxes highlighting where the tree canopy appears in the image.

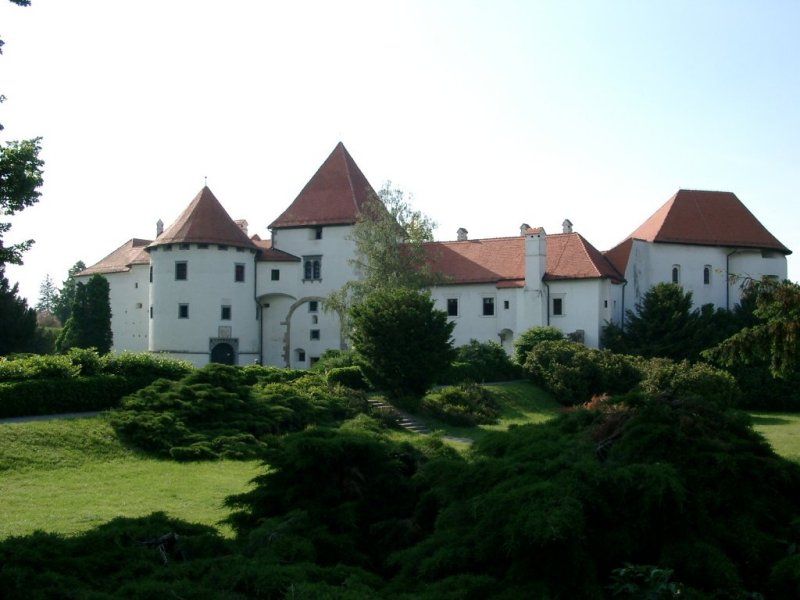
[52,260,86,324]
[349,287,455,399]
[704,278,800,379]
[326,181,437,315]
[56,274,113,354]
[0,263,36,355]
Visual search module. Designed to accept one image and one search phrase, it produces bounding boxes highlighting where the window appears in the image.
[235,263,245,282]
[163,244,172,252]
[703,265,711,285]
[303,256,322,281]
[221,305,231,320]
[197,243,209,249]
[296,349,306,363]
[149,266,153,282]
[312,315,318,324]
[672,265,680,284]
[179,243,190,250]
[310,329,320,340]
[309,300,319,312]
[149,305,153,319]
[312,226,323,240]
[604,300,608,308]
[310,356,320,366]
[503,300,510,310]
[236,247,245,253]
[135,282,138,289]
[135,302,143,309]
[271,269,280,281]
[447,298,459,317]
[553,297,564,316]
[175,261,188,280]
[218,245,228,251]
[178,304,189,319]
[482,297,495,316]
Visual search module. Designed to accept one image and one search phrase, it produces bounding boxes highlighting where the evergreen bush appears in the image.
[422,382,500,426]
[326,365,370,390]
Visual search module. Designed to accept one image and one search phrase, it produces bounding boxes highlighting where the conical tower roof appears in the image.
[148,187,256,250]
[269,142,381,229]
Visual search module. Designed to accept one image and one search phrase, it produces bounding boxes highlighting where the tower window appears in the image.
[310,329,320,340]
[303,256,322,281]
[553,297,564,316]
[221,305,231,320]
[235,263,245,282]
[271,269,280,281]
[178,304,189,319]
[703,265,711,285]
[175,261,188,280]
[672,265,680,284]
[309,300,319,312]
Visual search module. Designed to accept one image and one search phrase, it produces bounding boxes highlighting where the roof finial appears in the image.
[204,175,208,188]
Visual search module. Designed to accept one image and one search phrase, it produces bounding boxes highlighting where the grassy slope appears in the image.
[0,416,261,540]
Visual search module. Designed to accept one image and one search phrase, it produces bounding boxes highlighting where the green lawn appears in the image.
[750,412,800,463]
[0,416,261,540]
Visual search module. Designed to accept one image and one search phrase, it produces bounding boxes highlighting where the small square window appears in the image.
[271,269,280,281]
[447,298,458,317]
[236,247,245,253]
[175,261,188,280]
[179,243,190,250]
[218,245,229,251]
[297,349,306,363]
[482,297,495,316]
[310,329,320,340]
[163,244,172,252]
[503,300,510,310]
[309,300,319,312]
[553,298,564,316]
[178,304,189,319]
[135,302,143,309]
[235,264,245,282]
[197,243,209,249]
[221,305,232,320]
[314,227,323,240]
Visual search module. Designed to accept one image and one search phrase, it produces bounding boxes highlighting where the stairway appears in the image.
[367,398,431,435]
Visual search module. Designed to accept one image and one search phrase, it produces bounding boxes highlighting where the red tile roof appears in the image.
[269,142,381,229]
[79,238,151,276]
[605,189,791,274]
[251,237,301,262]
[148,187,257,250]
[422,232,623,287]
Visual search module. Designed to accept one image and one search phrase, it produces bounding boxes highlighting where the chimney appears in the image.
[235,219,249,235]
[562,219,573,234]
[520,223,531,236]
[457,227,468,241]
[156,219,164,237]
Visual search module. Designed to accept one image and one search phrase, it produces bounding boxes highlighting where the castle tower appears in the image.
[146,186,260,366]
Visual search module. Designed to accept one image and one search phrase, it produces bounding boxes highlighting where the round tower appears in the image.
[146,187,259,366]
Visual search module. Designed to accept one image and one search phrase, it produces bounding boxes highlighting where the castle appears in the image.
[77,143,791,367]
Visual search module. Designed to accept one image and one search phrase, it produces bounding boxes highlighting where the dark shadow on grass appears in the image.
[750,415,792,426]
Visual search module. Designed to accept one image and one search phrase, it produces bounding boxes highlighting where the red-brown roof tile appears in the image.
[252,237,301,262]
[423,233,623,287]
[269,142,381,229]
[628,190,790,252]
[79,238,151,276]
[148,187,257,250]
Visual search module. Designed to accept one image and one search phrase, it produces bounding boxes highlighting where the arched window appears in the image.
[703,265,711,285]
[671,265,680,284]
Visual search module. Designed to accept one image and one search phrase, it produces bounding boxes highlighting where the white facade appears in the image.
[104,266,150,353]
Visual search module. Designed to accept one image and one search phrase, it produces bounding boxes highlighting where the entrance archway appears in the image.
[210,342,235,365]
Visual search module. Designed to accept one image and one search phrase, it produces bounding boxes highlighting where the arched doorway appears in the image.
[210,342,235,365]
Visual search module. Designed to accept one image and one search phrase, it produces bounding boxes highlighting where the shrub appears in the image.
[326,365,370,390]
[100,352,193,380]
[0,353,80,381]
[109,364,365,460]
[422,382,500,426]
[0,374,151,418]
[442,339,521,383]
[309,349,358,372]
[66,347,102,376]
[513,326,565,365]
[638,359,740,410]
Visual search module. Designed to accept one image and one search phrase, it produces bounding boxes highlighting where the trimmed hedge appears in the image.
[422,382,500,426]
[0,374,158,418]
[326,366,370,390]
[0,351,193,418]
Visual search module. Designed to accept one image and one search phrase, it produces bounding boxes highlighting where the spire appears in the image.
[269,142,381,229]
[147,187,256,250]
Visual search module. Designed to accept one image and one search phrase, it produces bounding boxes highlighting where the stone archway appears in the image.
[210,342,236,365]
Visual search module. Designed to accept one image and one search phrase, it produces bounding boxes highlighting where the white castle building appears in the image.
[77,143,791,367]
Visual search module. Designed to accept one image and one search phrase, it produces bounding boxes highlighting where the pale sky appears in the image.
[2,0,798,304]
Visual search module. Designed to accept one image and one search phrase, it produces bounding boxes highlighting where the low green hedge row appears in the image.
[0,374,160,418]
